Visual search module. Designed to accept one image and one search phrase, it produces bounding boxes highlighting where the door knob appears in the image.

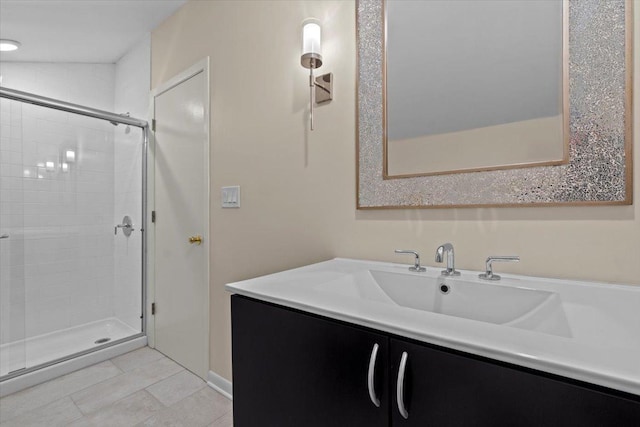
[188,235,203,245]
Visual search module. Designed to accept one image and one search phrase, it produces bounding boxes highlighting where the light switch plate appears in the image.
[221,186,240,208]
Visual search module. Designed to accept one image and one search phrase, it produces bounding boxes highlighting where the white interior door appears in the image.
[152,63,209,379]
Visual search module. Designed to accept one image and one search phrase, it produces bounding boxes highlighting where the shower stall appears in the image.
[0,87,147,389]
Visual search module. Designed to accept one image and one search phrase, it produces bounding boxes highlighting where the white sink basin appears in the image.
[315,269,572,337]
[227,258,640,395]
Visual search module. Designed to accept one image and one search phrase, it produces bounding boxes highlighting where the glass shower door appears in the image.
[0,96,27,377]
[1,89,145,380]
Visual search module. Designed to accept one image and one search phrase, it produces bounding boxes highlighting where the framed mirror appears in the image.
[357,0,633,209]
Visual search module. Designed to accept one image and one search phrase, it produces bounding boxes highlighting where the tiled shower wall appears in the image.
[0,46,148,345]
[0,98,26,346]
[0,63,116,341]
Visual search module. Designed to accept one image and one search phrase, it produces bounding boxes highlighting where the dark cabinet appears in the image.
[232,296,640,427]
[389,339,640,426]
[232,295,389,427]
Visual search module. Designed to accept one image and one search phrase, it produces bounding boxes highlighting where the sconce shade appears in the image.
[301,19,322,69]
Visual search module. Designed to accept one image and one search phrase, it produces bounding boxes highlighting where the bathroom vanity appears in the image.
[227,259,640,426]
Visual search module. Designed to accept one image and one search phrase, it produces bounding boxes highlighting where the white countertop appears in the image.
[226,258,640,396]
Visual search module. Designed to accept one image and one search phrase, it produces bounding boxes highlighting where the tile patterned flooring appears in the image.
[0,347,233,427]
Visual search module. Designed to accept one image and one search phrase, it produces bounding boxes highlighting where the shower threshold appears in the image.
[0,318,138,378]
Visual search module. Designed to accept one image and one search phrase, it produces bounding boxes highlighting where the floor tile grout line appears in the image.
[80,388,165,422]
[2,382,231,427]
[67,395,86,426]
[134,388,232,427]
[110,349,167,373]
[136,390,169,427]
[71,359,185,415]
[144,373,208,409]
[135,365,186,392]
[62,360,126,399]
[207,405,233,427]
[71,371,176,416]
[0,395,86,427]
[67,367,132,410]
[0,350,168,423]
[0,360,124,424]
[0,348,228,426]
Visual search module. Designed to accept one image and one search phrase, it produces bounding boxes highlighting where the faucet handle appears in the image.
[478,256,520,281]
[395,250,426,272]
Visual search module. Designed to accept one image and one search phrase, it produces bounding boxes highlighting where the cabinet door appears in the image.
[232,296,389,427]
[390,338,640,426]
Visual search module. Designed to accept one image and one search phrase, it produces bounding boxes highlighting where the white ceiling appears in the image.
[0,0,187,63]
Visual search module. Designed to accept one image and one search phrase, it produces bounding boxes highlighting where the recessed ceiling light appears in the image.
[0,40,21,52]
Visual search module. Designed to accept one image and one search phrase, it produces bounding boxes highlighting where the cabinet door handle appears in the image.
[397,351,409,419]
[367,343,381,407]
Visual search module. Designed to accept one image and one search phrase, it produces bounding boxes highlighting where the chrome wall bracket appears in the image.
[315,73,333,104]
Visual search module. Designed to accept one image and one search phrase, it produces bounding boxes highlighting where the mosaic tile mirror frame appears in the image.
[356,0,633,209]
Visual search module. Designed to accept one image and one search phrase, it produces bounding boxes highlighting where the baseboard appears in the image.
[207,370,233,400]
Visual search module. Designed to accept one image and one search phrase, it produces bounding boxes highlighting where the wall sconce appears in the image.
[301,18,333,131]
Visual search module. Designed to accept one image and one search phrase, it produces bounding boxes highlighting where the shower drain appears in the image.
[94,337,111,344]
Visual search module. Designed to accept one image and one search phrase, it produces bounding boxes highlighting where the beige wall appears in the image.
[151,0,639,382]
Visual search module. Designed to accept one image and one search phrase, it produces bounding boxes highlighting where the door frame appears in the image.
[147,58,211,372]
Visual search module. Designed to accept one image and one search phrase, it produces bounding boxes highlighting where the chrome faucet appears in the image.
[394,250,426,272]
[435,243,460,276]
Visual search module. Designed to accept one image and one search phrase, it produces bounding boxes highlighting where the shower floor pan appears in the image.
[0,318,138,377]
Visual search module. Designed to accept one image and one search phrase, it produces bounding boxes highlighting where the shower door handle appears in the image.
[114,216,134,237]
[0,234,9,239]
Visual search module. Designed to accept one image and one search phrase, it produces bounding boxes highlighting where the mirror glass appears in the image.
[385,0,568,178]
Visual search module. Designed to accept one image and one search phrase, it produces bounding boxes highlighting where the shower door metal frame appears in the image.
[0,86,148,381]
